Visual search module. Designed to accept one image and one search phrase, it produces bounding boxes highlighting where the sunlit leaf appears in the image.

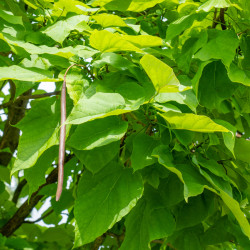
[160,111,229,133]
[140,54,181,93]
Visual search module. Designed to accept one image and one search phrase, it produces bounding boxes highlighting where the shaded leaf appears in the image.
[74,161,143,246]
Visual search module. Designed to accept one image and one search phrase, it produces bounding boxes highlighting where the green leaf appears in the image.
[93,13,128,27]
[66,92,126,124]
[73,141,120,173]
[131,134,159,171]
[214,119,236,156]
[120,187,175,250]
[160,111,229,133]
[140,54,181,93]
[166,12,208,40]
[0,9,23,25]
[89,30,143,53]
[24,146,57,195]
[198,0,232,12]
[123,35,164,48]
[66,84,145,125]
[194,156,230,183]
[228,63,250,86]
[152,145,212,200]
[52,0,90,17]
[92,0,165,12]
[155,89,198,112]
[220,190,250,238]
[68,116,128,150]
[0,65,55,82]
[93,52,135,70]
[11,98,60,174]
[58,68,89,105]
[74,161,143,246]
[176,195,211,230]
[197,61,238,110]
[235,138,250,163]
[195,30,239,67]
[43,15,89,43]
[175,30,208,73]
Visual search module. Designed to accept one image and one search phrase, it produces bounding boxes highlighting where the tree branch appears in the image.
[0,168,58,237]
[24,209,54,224]
[12,179,27,204]
[16,91,61,101]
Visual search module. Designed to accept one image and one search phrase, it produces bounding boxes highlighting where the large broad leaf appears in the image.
[74,161,143,246]
[234,138,250,164]
[0,65,56,81]
[89,30,143,53]
[140,54,181,93]
[66,92,126,124]
[1,34,98,59]
[220,190,250,238]
[175,31,208,73]
[66,85,145,124]
[123,35,163,48]
[198,0,232,12]
[92,0,165,12]
[131,134,159,171]
[11,98,61,174]
[0,9,23,25]
[43,15,89,43]
[24,146,58,195]
[120,189,175,250]
[58,68,90,105]
[52,0,90,17]
[192,161,250,238]
[67,116,128,150]
[73,141,120,173]
[195,30,239,67]
[155,89,198,112]
[166,12,208,40]
[92,52,135,70]
[197,61,238,110]
[93,13,127,27]
[152,145,213,200]
[176,194,211,230]
[160,111,229,133]
[228,63,250,86]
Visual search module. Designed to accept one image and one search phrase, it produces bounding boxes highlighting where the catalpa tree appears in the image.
[0,0,250,249]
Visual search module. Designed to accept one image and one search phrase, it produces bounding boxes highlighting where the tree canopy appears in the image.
[0,0,250,249]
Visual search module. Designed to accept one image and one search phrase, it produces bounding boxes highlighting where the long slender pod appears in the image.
[56,64,82,201]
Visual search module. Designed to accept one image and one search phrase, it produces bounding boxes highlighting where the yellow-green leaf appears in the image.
[89,30,143,53]
[93,13,127,27]
[160,111,229,133]
[140,54,181,93]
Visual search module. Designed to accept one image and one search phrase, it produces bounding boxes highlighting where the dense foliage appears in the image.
[0,0,250,249]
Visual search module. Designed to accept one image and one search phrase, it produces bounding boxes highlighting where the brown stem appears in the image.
[12,179,27,204]
[212,8,218,28]
[220,8,226,30]
[17,91,61,100]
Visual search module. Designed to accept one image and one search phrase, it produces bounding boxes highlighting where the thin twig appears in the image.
[16,91,60,101]
[24,209,54,224]
[0,91,60,109]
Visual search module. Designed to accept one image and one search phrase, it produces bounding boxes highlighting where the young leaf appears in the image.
[140,54,181,93]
